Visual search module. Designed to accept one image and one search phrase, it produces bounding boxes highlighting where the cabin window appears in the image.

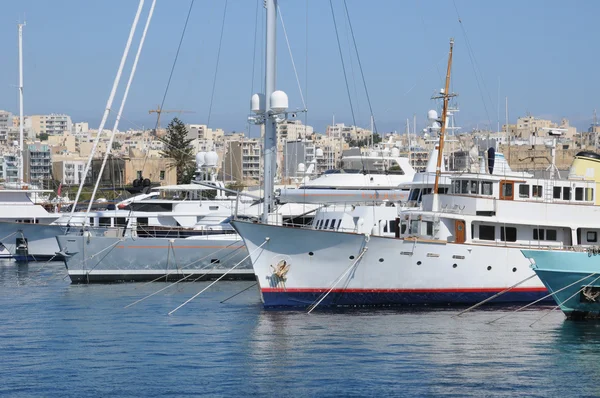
[575,187,584,201]
[400,221,407,234]
[461,180,469,194]
[500,226,517,242]
[426,221,433,236]
[553,186,561,199]
[337,219,343,229]
[563,187,571,200]
[324,220,330,229]
[533,228,544,240]
[137,217,148,226]
[479,225,495,241]
[546,229,557,241]
[383,221,388,233]
[481,181,493,195]
[439,187,448,194]
[519,184,529,198]
[409,189,420,201]
[452,180,460,194]
[532,185,542,198]
[330,219,336,230]
[389,220,397,234]
[115,218,127,227]
[587,231,598,243]
[502,183,513,198]
[99,217,112,227]
[469,181,478,194]
[409,220,419,235]
[586,188,594,201]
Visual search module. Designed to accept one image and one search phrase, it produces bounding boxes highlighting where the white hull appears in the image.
[232,221,548,308]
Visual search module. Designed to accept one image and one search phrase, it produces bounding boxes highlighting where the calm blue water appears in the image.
[1,261,600,397]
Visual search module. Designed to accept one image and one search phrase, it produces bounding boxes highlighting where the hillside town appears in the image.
[0,109,598,190]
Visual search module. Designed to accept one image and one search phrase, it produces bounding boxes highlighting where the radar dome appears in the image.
[391,147,400,157]
[315,148,324,157]
[427,110,438,121]
[205,151,219,167]
[270,90,289,113]
[195,151,206,167]
[298,163,306,173]
[251,93,265,114]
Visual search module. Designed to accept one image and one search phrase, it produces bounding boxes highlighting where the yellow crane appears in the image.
[148,106,195,130]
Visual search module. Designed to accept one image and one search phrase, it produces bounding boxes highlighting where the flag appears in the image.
[57,183,62,197]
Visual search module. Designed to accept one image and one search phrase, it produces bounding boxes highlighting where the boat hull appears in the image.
[522,250,600,319]
[0,222,67,261]
[232,221,549,309]
[56,233,253,284]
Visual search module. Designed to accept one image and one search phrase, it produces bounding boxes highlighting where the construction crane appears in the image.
[148,106,195,130]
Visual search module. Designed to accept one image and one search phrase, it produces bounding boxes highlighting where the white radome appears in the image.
[251,93,265,114]
[205,151,219,167]
[270,90,288,113]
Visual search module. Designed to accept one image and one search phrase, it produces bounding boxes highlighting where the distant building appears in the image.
[1,154,19,183]
[29,114,73,136]
[52,160,87,186]
[221,139,261,184]
[23,142,52,184]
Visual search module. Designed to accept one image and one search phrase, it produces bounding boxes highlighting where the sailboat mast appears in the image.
[433,38,454,194]
[18,22,26,186]
[262,0,277,223]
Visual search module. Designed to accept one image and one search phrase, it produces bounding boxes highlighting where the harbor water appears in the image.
[2,261,600,397]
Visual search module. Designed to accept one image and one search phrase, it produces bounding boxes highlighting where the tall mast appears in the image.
[262,0,277,223]
[433,38,454,195]
[18,22,26,186]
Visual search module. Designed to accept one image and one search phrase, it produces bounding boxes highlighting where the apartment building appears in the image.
[52,160,86,185]
[29,114,73,136]
[23,142,52,184]
[221,139,261,184]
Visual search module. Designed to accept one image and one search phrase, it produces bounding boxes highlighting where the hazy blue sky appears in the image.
[0,0,598,136]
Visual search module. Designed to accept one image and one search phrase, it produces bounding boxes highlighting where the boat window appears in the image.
[469,181,478,194]
[324,219,330,229]
[409,189,421,201]
[481,181,493,196]
[337,219,343,229]
[532,185,542,198]
[115,218,127,227]
[409,220,419,234]
[439,187,448,194]
[426,221,433,236]
[452,180,460,194]
[461,180,469,194]
[502,183,513,198]
[563,187,571,200]
[500,226,517,242]
[575,187,584,201]
[99,217,112,227]
[340,158,404,175]
[137,217,148,226]
[479,225,495,241]
[587,231,598,243]
[209,206,219,210]
[330,219,336,230]
[389,220,397,234]
[89,217,94,225]
[553,186,561,199]
[586,188,594,201]
[400,221,407,234]
[546,229,557,241]
[519,184,529,198]
[533,228,544,240]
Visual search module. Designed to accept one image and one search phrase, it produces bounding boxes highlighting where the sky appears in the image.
[0,0,599,137]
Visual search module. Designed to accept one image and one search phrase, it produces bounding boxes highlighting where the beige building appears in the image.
[503,115,576,141]
[277,120,313,142]
[28,114,73,136]
[221,138,261,184]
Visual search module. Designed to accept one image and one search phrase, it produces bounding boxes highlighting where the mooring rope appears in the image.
[487,272,599,324]
[307,246,368,314]
[168,239,269,315]
[454,274,538,317]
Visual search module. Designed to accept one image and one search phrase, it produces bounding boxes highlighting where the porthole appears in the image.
[308,252,314,256]
[349,255,355,260]
[417,261,422,265]
[487,266,492,271]
[379,258,384,262]
[512,267,517,272]
[452,263,457,268]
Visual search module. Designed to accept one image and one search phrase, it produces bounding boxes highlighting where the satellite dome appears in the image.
[298,163,306,173]
[315,148,324,157]
[391,147,400,157]
[251,93,265,114]
[205,151,219,167]
[427,110,438,121]
[270,90,289,113]
[195,151,206,167]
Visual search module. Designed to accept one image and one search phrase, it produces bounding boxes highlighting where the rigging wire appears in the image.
[206,0,229,130]
[452,0,494,129]
[342,0,378,135]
